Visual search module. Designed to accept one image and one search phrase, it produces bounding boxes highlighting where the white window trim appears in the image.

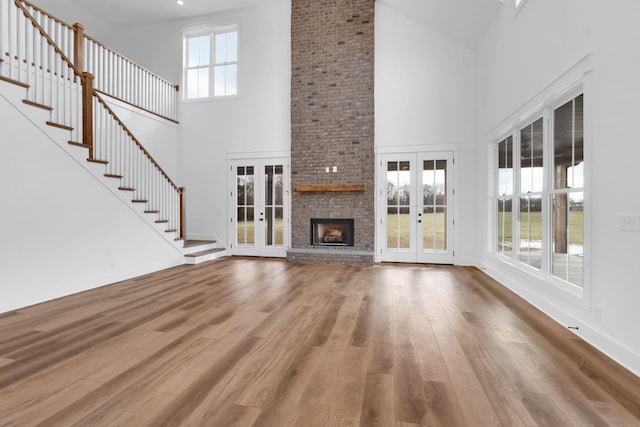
[181,23,240,102]
[487,54,594,309]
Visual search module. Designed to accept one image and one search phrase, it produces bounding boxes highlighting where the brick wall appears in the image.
[288,0,375,265]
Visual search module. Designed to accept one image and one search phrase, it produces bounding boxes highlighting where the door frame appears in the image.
[375,145,458,264]
[227,151,290,257]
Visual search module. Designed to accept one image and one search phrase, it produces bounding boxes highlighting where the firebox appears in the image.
[311,219,354,246]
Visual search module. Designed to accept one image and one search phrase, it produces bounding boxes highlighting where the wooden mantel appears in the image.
[295,183,365,193]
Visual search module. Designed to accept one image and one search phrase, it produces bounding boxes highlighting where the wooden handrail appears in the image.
[95,89,179,124]
[13,0,82,78]
[83,33,179,90]
[15,0,75,30]
[93,92,180,192]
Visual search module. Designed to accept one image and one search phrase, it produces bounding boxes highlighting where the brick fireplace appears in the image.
[287,0,375,265]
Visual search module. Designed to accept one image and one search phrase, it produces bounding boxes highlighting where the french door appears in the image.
[229,158,289,257]
[380,151,454,264]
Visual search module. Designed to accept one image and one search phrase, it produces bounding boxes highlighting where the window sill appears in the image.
[492,253,588,308]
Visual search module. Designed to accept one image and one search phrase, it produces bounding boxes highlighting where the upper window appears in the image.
[494,92,585,289]
[184,26,238,100]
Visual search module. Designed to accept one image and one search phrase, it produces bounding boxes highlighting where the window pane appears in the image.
[423,209,435,250]
[520,118,543,193]
[497,198,512,257]
[554,95,584,190]
[199,36,210,66]
[214,65,226,96]
[237,207,246,244]
[423,160,435,205]
[275,207,284,245]
[187,69,198,98]
[197,68,209,98]
[388,207,409,249]
[227,31,238,62]
[265,206,273,246]
[569,95,584,189]
[423,207,446,251]
[498,136,513,196]
[215,33,227,64]
[188,36,207,67]
[187,67,209,99]
[226,64,238,96]
[518,195,542,270]
[246,207,255,244]
[552,192,583,286]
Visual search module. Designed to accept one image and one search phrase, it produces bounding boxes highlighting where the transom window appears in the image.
[184,26,238,100]
[495,92,585,288]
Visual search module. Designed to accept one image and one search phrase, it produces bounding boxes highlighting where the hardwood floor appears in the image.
[0,258,639,426]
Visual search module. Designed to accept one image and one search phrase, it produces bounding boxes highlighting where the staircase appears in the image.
[0,0,226,265]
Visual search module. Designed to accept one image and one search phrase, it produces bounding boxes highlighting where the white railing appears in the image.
[1,0,185,239]
[4,0,179,122]
[93,93,183,238]
[14,0,76,60]
[1,0,82,142]
[84,35,179,122]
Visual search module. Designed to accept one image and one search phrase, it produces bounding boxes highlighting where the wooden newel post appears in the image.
[81,72,94,159]
[72,23,84,71]
[179,187,186,240]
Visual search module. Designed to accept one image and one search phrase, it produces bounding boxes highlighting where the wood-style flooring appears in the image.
[0,258,639,426]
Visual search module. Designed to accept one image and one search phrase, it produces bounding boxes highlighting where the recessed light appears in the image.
[177,0,184,5]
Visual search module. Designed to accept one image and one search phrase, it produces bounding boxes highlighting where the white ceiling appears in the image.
[68,0,502,48]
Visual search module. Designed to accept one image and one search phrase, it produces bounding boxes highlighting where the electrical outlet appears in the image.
[332,166,337,172]
[325,167,330,173]
[621,214,640,232]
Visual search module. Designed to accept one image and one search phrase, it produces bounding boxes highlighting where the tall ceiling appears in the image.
[68,0,502,48]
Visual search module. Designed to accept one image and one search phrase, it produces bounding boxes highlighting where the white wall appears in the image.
[0,85,184,314]
[478,0,640,375]
[102,3,292,243]
[375,3,479,264]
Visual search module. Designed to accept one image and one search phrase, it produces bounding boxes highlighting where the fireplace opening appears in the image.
[311,218,354,246]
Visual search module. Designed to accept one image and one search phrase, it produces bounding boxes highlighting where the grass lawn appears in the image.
[237,218,284,245]
[387,213,446,250]
[498,211,583,248]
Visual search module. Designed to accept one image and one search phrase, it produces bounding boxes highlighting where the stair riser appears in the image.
[185,250,227,265]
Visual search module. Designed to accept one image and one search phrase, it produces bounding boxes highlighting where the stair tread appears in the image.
[104,174,123,179]
[165,229,177,233]
[88,159,108,164]
[132,199,147,203]
[145,210,160,214]
[185,248,224,257]
[68,141,90,149]
[46,121,73,131]
[119,187,135,191]
[184,239,217,248]
[0,75,29,88]
[155,220,169,223]
[23,99,53,111]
